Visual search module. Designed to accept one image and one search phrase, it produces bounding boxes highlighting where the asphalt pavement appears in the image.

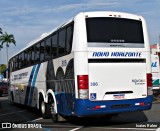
[0,94,160,131]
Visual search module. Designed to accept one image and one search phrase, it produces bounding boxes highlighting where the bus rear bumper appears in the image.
[75,96,152,116]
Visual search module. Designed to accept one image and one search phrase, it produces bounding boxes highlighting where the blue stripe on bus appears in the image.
[28,64,41,106]
[24,65,36,105]
[74,95,152,116]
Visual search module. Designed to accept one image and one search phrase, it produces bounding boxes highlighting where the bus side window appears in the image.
[35,43,40,63]
[51,33,57,58]
[19,53,22,69]
[28,48,31,66]
[31,46,35,65]
[27,49,30,66]
[21,52,24,68]
[24,50,28,67]
[58,28,66,56]
[40,41,45,62]
[66,24,73,53]
[13,57,15,71]
[16,55,18,70]
[45,37,51,60]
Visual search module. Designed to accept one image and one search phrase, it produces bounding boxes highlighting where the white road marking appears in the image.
[70,127,83,131]
[156,128,160,131]
[26,118,83,130]
[95,127,156,131]
[0,110,26,117]
[42,125,83,128]
[29,117,43,122]
[20,117,43,124]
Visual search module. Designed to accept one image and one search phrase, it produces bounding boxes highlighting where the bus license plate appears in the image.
[113,94,125,100]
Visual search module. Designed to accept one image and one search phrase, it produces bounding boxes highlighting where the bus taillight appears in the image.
[147,73,152,95]
[77,75,89,99]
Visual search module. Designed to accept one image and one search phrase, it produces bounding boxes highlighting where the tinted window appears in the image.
[12,58,15,71]
[45,37,51,59]
[66,25,73,53]
[31,46,35,65]
[24,50,28,67]
[28,48,32,66]
[40,41,45,62]
[86,18,144,45]
[15,56,18,69]
[58,28,66,55]
[51,34,57,58]
[21,52,24,68]
[35,43,40,63]
[19,54,22,69]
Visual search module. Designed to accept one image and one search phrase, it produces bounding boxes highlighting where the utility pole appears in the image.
[158,35,160,53]
[159,35,160,45]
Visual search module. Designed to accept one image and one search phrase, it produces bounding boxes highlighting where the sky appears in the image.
[0,0,160,64]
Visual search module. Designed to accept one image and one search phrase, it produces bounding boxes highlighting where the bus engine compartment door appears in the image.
[88,62,147,101]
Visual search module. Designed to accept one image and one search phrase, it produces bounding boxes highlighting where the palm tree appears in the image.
[0,32,16,78]
[0,28,3,76]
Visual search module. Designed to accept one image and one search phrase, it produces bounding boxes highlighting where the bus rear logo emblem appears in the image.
[90,93,96,100]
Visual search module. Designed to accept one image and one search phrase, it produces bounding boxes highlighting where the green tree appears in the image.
[0,27,2,34]
[0,64,6,74]
[0,32,16,78]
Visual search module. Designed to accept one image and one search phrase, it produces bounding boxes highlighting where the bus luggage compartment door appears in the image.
[88,62,147,101]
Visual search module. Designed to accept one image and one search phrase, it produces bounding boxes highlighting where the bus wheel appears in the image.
[51,102,58,122]
[10,92,14,104]
[40,100,51,119]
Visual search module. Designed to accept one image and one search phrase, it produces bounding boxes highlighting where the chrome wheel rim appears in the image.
[41,101,45,114]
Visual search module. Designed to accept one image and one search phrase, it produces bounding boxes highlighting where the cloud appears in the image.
[0,0,160,63]
[0,2,119,17]
[44,2,119,13]
[0,6,38,16]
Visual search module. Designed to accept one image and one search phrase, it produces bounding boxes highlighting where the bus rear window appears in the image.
[86,18,144,48]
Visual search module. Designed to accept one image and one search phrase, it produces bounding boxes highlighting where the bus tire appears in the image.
[0,92,2,97]
[52,113,58,123]
[10,92,14,104]
[51,101,59,122]
[51,113,65,122]
[40,100,51,119]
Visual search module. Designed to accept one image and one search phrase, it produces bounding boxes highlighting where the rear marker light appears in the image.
[77,75,89,89]
[92,105,106,110]
[100,105,106,108]
[135,102,145,106]
[139,102,145,106]
[147,73,153,95]
[77,75,89,99]
[147,73,152,87]
[86,105,106,110]
[95,106,100,109]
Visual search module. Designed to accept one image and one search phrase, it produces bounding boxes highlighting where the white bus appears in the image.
[8,11,152,122]
[151,54,160,91]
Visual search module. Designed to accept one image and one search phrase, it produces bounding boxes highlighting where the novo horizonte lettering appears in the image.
[92,52,141,57]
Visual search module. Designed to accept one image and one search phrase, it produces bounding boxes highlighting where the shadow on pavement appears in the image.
[0,96,41,124]
[54,111,148,127]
